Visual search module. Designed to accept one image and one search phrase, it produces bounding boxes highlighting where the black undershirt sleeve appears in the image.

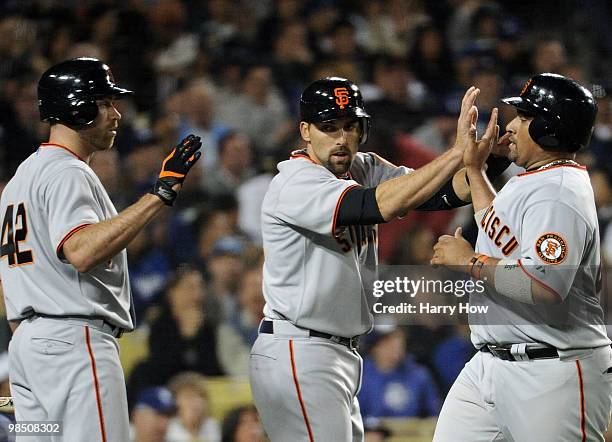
[337,156,512,221]
[415,179,468,211]
[336,187,385,226]
[485,155,512,181]
[417,155,512,211]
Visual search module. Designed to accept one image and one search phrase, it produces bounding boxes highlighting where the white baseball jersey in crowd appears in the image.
[0,143,133,441]
[250,150,410,441]
[434,163,612,442]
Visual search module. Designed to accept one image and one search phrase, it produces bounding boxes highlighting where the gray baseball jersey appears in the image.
[0,144,133,330]
[261,151,410,338]
[434,163,612,442]
[469,164,610,350]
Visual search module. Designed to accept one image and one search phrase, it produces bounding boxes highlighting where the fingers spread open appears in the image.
[492,125,500,148]
[480,108,498,145]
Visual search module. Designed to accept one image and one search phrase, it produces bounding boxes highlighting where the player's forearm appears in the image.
[376,149,463,220]
[63,194,165,273]
[450,168,471,202]
[465,167,496,212]
[466,254,560,305]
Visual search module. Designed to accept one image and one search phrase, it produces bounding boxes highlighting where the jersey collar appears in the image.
[518,162,586,177]
[39,143,85,162]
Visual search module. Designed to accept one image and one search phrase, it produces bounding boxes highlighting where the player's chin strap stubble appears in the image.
[151,134,202,206]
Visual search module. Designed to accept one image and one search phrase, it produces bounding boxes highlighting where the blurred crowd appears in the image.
[0,0,611,440]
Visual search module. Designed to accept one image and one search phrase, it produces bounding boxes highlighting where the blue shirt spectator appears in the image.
[358,329,441,418]
[432,326,476,393]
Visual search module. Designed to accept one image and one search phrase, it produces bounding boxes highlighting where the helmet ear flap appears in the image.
[359,117,370,144]
[53,100,99,128]
[69,101,100,127]
[529,115,560,149]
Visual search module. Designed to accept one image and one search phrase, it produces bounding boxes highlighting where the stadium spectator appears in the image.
[217,266,265,376]
[221,405,265,442]
[150,266,223,377]
[202,131,256,198]
[206,236,248,321]
[531,36,568,74]
[176,79,231,169]
[167,372,222,442]
[130,386,176,442]
[215,64,291,154]
[358,326,441,419]
[363,417,392,442]
[126,226,174,321]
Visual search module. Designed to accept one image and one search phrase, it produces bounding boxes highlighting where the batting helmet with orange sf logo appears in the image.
[300,77,371,144]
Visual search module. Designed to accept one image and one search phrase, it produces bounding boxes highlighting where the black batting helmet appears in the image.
[501,73,597,152]
[38,57,133,128]
[300,77,371,144]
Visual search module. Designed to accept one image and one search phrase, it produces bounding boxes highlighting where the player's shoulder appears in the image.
[265,153,320,206]
[514,164,590,199]
[30,149,98,196]
[39,155,92,183]
[351,152,394,168]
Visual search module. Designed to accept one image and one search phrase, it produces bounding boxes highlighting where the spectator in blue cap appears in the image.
[131,386,176,442]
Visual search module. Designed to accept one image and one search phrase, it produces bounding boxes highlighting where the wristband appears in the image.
[151,179,178,206]
[469,254,488,279]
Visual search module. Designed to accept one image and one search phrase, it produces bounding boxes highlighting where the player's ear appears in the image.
[299,122,311,142]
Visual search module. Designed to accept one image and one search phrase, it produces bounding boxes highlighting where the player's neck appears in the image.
[48,125,95,163]
[525,152,576,171]
[305,145,322,165]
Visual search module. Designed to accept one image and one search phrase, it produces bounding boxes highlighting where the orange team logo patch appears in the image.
[334,87,350,109]
[520,78,533,96]
[535,233,568,264]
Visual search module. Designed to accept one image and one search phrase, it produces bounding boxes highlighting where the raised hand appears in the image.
[451,86,480,156]
[463,108,499,170]
[152,134,203,206]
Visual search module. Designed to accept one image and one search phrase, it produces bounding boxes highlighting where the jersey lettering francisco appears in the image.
[0,145,133,329]
[261,151,411,338]
[469,165,610,350]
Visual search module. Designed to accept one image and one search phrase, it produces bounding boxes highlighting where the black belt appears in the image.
[259,320,359,350]
[480,344,558,361]
[29,313,125,338]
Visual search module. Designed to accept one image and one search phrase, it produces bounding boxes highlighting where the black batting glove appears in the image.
[152,134,202,206]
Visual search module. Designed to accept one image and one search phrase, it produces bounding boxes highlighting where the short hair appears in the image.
[167,371,209,400]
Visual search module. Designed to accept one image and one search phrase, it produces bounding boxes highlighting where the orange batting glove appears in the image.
[152,134,202,206]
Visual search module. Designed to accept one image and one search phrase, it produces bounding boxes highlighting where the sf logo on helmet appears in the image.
[334,87,350,109]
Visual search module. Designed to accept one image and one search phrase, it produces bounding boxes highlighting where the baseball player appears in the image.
[431,73,612,441]
[249,77,505,441]
[0,58,202,441]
